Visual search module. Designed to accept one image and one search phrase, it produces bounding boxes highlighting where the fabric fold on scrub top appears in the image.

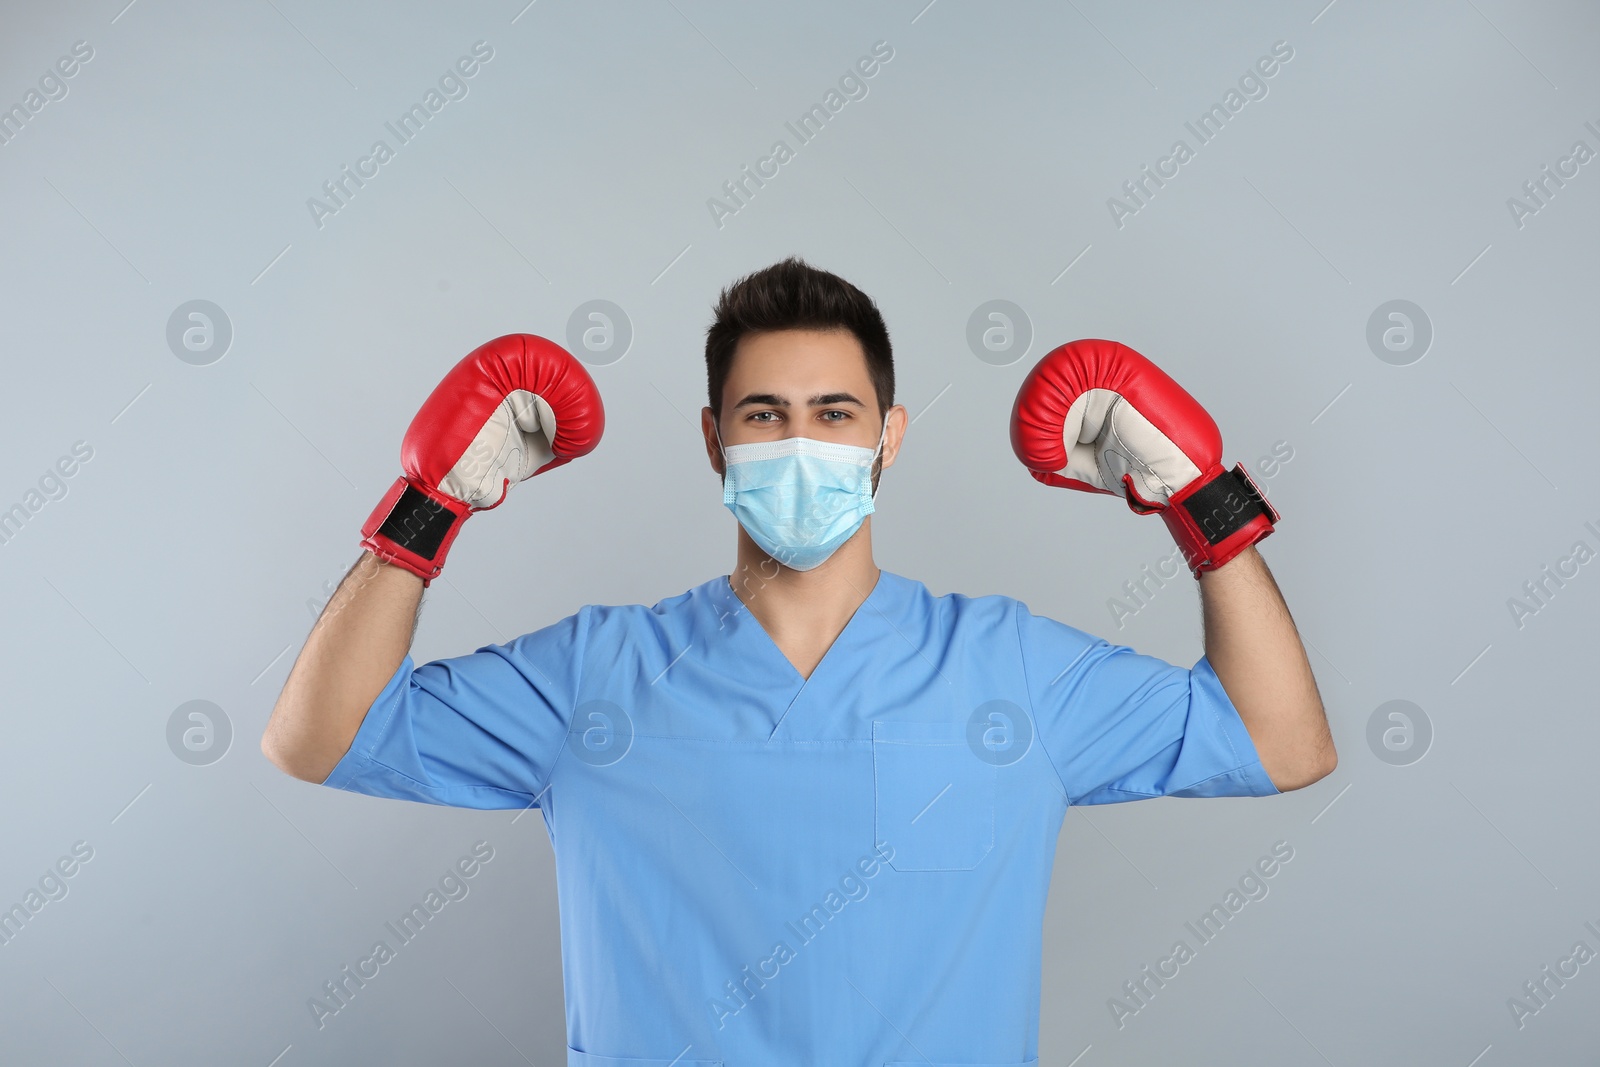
[324,570,1279,1066]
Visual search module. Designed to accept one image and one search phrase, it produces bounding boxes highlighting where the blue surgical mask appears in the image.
[717,420,887,571]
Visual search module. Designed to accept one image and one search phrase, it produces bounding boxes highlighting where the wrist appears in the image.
[1162,463,1279,579]
[359,476,473,585]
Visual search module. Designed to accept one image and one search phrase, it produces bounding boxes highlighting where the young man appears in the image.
[262,257,1336,1065]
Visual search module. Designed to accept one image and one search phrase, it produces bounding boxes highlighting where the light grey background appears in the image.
[2,0,1596,1063]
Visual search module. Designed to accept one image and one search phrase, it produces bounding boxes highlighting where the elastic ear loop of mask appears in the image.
[714,418,728,484]
[866,417,888,501]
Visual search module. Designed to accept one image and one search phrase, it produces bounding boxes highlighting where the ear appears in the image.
[701,406,725,477]
[878,403,910,472]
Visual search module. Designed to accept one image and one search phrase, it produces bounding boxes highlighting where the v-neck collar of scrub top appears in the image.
[702,567,901,743]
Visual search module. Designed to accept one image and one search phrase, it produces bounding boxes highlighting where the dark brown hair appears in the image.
[704,256,894,423]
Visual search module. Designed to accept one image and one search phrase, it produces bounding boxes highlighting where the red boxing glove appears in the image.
[361,334,605,585]
[1009,338,1279,578]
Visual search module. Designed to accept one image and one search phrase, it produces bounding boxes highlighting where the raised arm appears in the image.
[261,551,423,782]
[1009,337,1335,792]
[259,333,605,786]
[1199,545,1335,791]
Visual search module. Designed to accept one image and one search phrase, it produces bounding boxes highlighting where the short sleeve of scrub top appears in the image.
[1014,602,1281,806]
[321,606,587,809]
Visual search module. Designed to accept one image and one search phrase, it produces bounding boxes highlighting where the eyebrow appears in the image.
[732,391,866,410]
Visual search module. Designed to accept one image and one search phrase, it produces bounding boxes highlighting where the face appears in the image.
[701,328,908,488]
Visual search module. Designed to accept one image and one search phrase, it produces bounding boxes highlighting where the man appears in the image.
[261,256,1336,1065]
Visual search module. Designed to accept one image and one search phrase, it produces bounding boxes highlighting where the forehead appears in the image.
[722,329,870,394]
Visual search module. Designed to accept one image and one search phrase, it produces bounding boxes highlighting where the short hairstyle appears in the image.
[704,256,894,423]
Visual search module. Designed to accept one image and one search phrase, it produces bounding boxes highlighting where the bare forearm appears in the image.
[261,551,424,782]
[1198,545,1335,790]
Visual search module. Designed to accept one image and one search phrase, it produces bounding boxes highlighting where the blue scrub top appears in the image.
[324,569,1278,1066]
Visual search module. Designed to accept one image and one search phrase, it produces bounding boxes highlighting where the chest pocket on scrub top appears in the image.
[872,721,995,872]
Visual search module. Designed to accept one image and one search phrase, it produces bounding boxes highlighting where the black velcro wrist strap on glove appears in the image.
[374,483,459,563]
[1175,464,1277,545]
[1161,462,1281,578]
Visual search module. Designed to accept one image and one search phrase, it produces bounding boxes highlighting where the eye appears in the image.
[820,410,850,421]
[748,410,778,423]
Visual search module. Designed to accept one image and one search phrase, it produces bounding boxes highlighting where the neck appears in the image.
[728,520,880,637]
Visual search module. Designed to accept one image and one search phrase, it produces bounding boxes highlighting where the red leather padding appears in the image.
[1009,338,1222,497]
